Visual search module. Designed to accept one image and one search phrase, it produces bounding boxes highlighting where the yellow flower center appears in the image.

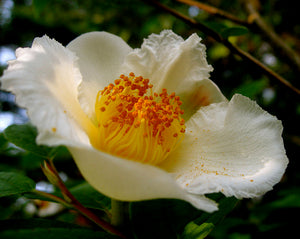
[91,72,186,165]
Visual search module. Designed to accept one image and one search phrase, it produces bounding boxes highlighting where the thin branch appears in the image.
[225,42,300,95]
[143,0,300,95]
[177,0,249,26]
[242,0,300,73]
[33,189,71,208]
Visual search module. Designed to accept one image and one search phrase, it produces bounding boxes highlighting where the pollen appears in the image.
[91,73,186,165]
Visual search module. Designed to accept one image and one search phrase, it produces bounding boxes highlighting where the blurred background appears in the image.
[0,0,299,238]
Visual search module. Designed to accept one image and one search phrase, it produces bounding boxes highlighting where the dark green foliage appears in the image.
[4,124,53,157]
[69,182,111,210]
[0,219,119,239]
[0,172,35,197]
[130,195,238,239]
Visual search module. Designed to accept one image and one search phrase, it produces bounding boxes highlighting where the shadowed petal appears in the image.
[69,145,218,212]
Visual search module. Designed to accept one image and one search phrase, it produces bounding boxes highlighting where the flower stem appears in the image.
[111,199,128,227]
[72,201,127,238]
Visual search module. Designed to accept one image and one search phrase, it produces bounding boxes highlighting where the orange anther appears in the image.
[94,73,186,165]
[165,122,171,127]
[125,81,131,87]
[120,111,127,118]
[111,95,116,101]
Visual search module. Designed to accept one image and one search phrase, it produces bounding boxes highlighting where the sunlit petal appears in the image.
[1,36,93,146]
[161,94,288,198]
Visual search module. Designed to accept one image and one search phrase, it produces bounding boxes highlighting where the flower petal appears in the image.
[68,145,218,212]
[121,30,226,118]
[161,94,288,198]
[67,32,132,122]
[1,36,94,147]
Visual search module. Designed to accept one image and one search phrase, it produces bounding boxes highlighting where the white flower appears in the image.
[0,30,288,212]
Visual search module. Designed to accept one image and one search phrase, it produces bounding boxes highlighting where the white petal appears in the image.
[1,36,94,147]
[121,30,226,117]
[68,145,218,212]
[67,32,132,122]
[161,94,288,198]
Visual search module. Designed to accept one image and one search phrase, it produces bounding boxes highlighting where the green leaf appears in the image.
[233,78,268,98]
[70,182,111,210]
[0,172,35,198]
[182,222,215,239]
[200,20,248,39]
[20,153,47,170]
[130,195,238,239]
[221,27,249,38]
[0,133,9,153]
[180,194,238,239]
[270,188,300,208]
[32,0,49,17]
[0,219,118,239]
[201,21,226,34]
[4,124,53,157]
[193,194,238,225]
[26,182,111,210]
[24,182,111,211]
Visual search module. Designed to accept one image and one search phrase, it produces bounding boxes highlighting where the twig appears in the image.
[225,43,300,95]
[143,0,300,95]
[242,0,300,74]
[33,189,71,208]
[177,0,249,26]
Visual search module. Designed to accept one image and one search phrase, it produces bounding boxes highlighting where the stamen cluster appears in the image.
[92,73,186,165]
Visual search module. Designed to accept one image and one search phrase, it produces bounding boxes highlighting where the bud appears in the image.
[41,160,60,187]
[41,160,72,203]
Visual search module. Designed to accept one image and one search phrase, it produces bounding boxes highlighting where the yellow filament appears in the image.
[91,73,185,165]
